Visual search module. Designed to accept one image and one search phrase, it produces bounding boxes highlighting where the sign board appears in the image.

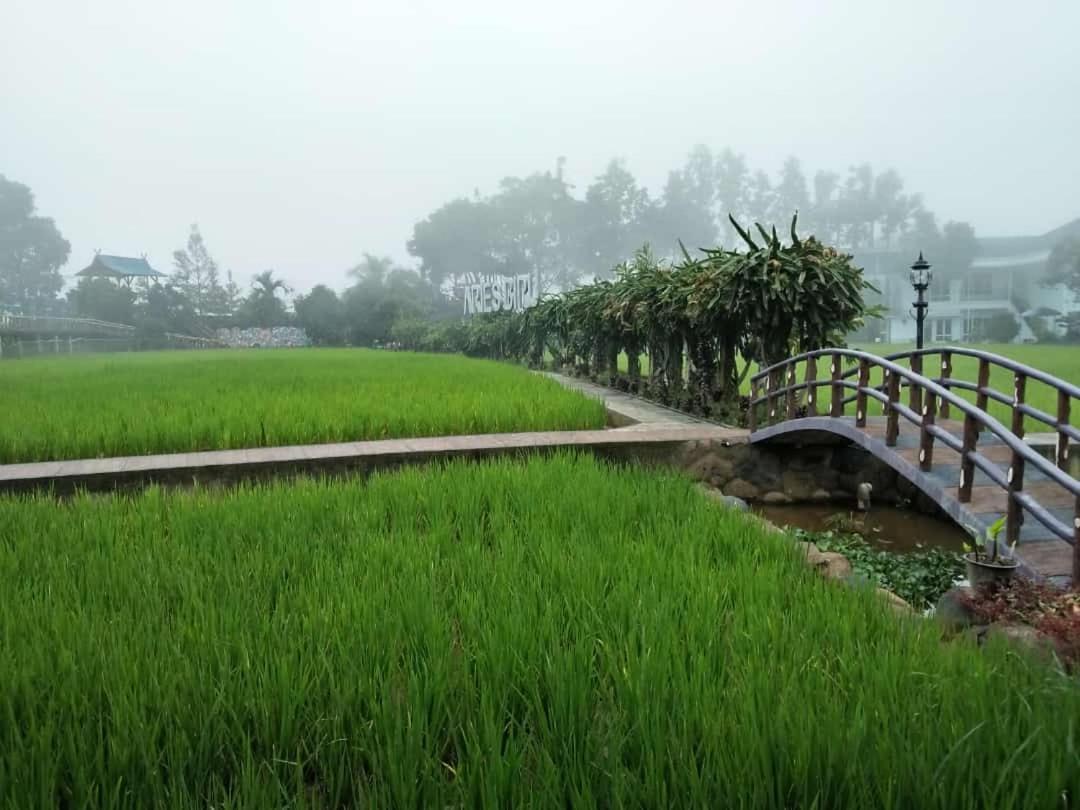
[461,273,537,316]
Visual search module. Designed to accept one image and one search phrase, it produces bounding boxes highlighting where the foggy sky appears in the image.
[3,0,1078,294]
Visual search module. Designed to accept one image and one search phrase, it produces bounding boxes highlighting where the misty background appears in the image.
[4,0,1078,293]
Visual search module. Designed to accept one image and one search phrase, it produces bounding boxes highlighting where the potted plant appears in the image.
[963,516,1019,588]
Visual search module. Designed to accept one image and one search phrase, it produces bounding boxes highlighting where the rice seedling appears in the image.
[0,348,606,463]
[1,453,1077,808]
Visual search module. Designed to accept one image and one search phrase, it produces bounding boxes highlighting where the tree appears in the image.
[171,225,238,318]
[940,221,978,273]
[655,145,718,256]
[488,169,582,292]
[0,174,70,313]
[136,283,201,337]
[715,149,749,242]
[343,257,435,346]
[238,270,291,327]
[1045,237,1080,295]
[580,160,655,277]
[982,312,1020,343]
[294,285,346,345]
[773,158,809,227]
[407,198,503,290]
[66,277,135,324]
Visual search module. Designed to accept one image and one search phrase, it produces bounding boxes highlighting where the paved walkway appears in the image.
[540,372,719,427]
[0,425,746,495]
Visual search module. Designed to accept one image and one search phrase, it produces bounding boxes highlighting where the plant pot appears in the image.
[964,553,1019,588]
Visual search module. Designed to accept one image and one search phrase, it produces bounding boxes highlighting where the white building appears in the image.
[856,218,1080,344]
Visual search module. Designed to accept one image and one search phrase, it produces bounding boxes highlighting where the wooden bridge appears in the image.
[749,348,1080,587]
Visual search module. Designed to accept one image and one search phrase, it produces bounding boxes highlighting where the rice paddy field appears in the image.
[0,349,606,464]
[2,454,1078,808]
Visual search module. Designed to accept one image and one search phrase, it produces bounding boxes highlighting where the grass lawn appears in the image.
[0,349,605,464]
[1,454,1077,807]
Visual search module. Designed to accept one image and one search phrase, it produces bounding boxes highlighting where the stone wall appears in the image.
[215,327,309,348]
[672,439,946,516]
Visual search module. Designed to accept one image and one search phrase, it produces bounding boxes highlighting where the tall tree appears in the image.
[238,270,291,327]
[0,174,70,314]
[656,145,718,255]
[66,277,135,324]
[1044,237,1080,295]
[171,225,238,318]
[715,149,749,242]
[294,284,346,345]
[580,160,655,277]
[407,197,502,290]
[745,170,774,225]
[488,170,582,292]
[773,157,809,225]
[940,221,978,273]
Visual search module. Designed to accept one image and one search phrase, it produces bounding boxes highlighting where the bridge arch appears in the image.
[749,347,1080,587]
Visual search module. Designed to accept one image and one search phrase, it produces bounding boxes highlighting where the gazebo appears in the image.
[77,253,166,285]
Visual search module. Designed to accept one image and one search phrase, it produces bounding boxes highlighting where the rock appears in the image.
[810,488,832,502]
[984,623,1059,663]
[761,491,791,505]
[725,478,760,500]
[814,552,852,580]
[721,495,750,512]
[696,485,750,513]
[798,543,853,580]
[781,469,819,500]
[875,587,915,615]
[935,587,979,630]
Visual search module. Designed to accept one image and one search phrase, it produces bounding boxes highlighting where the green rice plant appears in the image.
[0,454,1077,807]
[0,348,606,463]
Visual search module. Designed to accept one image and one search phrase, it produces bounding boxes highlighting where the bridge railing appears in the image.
[749,348,1080,582]
[0,313,137,338]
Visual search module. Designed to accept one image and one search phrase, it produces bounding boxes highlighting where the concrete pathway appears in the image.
[540,372,720,427]
[0,425,746,495]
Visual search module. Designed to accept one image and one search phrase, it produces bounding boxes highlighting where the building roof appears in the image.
[77,254,166,279]
[976,217,1080,259]
[971,249,1050,269]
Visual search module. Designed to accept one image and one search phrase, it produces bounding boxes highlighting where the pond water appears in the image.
[755,503,970,554]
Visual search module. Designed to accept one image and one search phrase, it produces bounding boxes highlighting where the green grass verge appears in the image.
[1,454,1077,807]
[0,349,606,463]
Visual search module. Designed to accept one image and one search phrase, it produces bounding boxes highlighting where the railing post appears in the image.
[785,362,798,420]
[909,353,923,416]
[885,369,901,446]
[959,413,978,503]
[805,355,818,416]
[767,367,782,425]
[919,391,937,471]
[1073,495,1079,587]
[938,350,952,420]
[1006,451,1026,547]
[1005,373,1028,546]
[974,358,991,413]
[830,352,843,418]
[855,358,869,429]
[1012,373,1027,441]
[749,379,758,431]
[1057,390,1071,472]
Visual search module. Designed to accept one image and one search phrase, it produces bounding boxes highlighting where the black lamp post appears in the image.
[910,252,932,349]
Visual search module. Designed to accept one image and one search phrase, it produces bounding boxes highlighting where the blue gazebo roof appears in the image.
[77,254,166,279]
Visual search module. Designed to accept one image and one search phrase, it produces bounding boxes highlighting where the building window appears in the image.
[933,318,953,342]
[963,272,994,301]
[930,274,951,301]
